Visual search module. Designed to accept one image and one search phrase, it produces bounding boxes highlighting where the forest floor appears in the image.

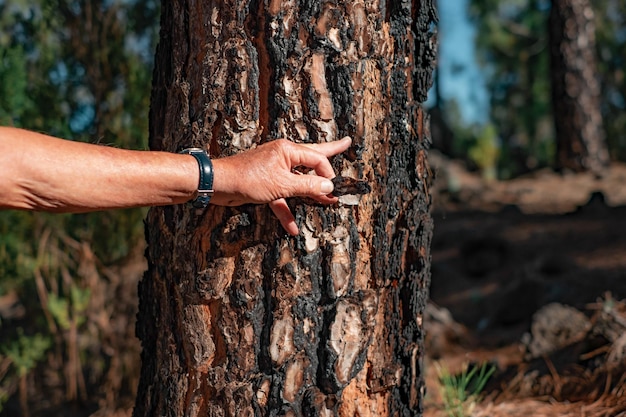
[423,151,626,417]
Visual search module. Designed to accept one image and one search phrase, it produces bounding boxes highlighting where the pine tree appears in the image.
[135,1,437,415]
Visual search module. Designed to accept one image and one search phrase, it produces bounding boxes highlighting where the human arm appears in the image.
[0,127,201,212]
[0,127,351,234]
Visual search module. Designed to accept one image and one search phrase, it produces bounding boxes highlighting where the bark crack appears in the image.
[245,0,272,143]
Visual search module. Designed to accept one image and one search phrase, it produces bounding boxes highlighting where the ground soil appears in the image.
[424,152,626,417]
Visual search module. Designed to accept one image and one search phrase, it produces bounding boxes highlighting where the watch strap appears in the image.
[180,148,214,208]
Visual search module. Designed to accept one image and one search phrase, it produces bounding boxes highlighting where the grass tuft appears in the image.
[436,361,496,417]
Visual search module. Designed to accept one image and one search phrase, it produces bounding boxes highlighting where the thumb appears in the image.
[290,174,334,197]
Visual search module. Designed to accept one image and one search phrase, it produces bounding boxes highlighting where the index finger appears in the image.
[301,136,352,157]
[290,137,352,178]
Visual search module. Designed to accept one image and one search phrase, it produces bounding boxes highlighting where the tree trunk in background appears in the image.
[549,0,609,174]
[134,1,436,416]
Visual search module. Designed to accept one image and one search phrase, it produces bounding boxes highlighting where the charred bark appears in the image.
[135,1,437,416]
[549,0,609,175]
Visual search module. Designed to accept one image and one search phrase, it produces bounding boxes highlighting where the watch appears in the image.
[179,148,214,208]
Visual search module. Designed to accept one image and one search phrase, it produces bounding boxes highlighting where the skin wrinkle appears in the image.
[16,179,65,212]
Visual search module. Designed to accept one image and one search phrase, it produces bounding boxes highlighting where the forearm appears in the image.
[0,127,198,212]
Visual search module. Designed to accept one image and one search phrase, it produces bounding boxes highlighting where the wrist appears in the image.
[209,157,240,206]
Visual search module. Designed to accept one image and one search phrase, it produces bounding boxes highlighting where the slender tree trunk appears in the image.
[135,1,437,416]
[430,50,455,156]
[549,0,609,174]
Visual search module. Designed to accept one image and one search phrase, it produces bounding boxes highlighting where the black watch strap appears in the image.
[180,148,214,208]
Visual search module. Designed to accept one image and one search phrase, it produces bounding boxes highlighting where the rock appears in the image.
[524,303,591,358]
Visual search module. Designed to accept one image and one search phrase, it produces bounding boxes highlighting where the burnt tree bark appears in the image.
[135,1,437,416]
[549,0,609,174]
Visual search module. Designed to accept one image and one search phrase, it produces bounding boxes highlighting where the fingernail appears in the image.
[321,180,334,194]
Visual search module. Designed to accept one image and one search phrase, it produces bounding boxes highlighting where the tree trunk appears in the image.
[549,0,609,174]
[135,1,437,416]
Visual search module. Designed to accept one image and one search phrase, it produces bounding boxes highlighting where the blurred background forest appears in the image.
[0,1,158,415]
[0,0,625,416]
[433,0,625,178]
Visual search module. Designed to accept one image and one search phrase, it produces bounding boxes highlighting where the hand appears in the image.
[211,137,352,235]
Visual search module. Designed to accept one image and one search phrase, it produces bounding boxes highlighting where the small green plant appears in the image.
[1,328,52,413]
[436,361,496,417]
[2,329,51,378]
[47,286,91,330]
[468,124,500,181]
